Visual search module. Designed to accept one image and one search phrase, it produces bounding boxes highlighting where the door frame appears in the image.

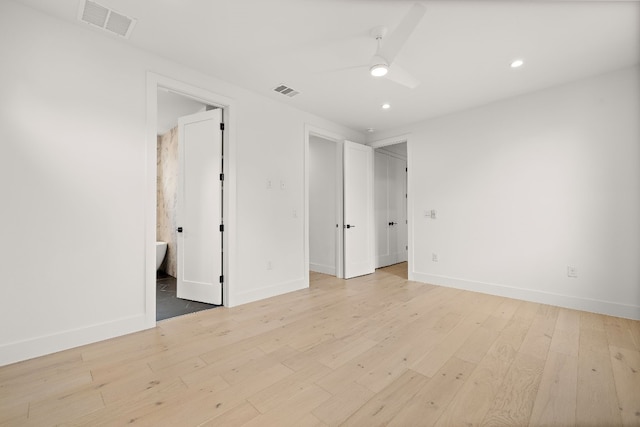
[368,134,411,275]
[146,72,236,327]
[304,125,345,279]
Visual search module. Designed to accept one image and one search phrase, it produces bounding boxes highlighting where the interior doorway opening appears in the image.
[374,141,408,275]
[155,88,222,321]
[309,135,339,277]
[305,127,376,282]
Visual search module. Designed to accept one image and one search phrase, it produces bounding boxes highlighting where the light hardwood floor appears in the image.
[1,263,639,426]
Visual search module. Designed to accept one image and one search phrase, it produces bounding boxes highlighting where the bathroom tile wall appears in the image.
[157,127,178,277]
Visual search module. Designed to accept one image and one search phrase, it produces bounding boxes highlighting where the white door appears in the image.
[176,109,223,305]
[343,141,375,278]
[392,156,408,263]
[375,152,408,267]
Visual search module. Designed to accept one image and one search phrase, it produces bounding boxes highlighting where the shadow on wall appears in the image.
[157,127,178,277]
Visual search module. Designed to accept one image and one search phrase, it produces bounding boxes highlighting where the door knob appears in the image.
[344,224,356,229]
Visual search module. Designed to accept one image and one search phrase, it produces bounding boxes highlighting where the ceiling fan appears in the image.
[366,2,427,89]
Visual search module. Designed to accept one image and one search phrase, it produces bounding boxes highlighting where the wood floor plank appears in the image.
[342,369,430,427]
[609,345,640,425]
[26,389,104,426]
[312,381,375,426]
[0,263,637,426]
[412,308,491,378]
[387,356,476,427]
[529,350,578,427]
[604,316,638,351]
[241,383,331,427]
[434,316,532,426]
[455,324,500,364]
[0,401,28,425]
[247,360,331,413]
[576,327,623,426]
[480,351,545,426]
[198,401,260,427]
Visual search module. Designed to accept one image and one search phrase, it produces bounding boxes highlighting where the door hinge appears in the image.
[405,167,407,172]
[220,123,225,131]
[220,173,224,181]
[219,224,224,232]
[219,275,224,283]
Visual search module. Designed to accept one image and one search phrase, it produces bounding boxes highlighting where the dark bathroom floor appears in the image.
[156,272,218,321]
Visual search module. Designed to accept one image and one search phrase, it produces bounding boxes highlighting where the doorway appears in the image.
[147,73,235,326]
[309,135,339,276]
[305,127,375,281]
[374,142,408,269]
[156,89,222,320]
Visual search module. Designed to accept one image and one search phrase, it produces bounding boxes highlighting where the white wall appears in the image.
[373,66,640,320]
[309,136,337,275]
[0,1,363,366]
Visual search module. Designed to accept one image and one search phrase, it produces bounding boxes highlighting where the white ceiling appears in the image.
[17,0,640,134]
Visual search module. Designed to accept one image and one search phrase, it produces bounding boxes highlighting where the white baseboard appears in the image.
[310,263,336,276]
[410,271,640,321]
[229,278,308,307]
[0,314,150,367]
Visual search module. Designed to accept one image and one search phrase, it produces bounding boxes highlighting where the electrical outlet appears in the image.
[432,253,439,262]
[567,266,577,278]
[266,179,272,189]
[292,209,297,218]
[267,261,273,270]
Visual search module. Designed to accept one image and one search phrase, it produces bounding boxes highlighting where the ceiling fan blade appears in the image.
[378,2,426,65]
[385,64,420,89]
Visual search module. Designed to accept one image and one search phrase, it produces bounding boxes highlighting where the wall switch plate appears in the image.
[430,210,437,219]
[267,261,273,270]
[567,266,577,278]
[266,179,272,189]
[280,180,286,190]
[432,253,438,262]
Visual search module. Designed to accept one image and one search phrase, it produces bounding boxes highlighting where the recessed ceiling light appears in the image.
[510,59,524,68]
[381,103,391,110]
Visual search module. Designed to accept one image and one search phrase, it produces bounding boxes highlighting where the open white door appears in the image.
[176,109,223,305]
[343,141,375,279]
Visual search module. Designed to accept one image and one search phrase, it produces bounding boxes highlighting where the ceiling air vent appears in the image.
[273,84,300,98]
[78,0,137,39]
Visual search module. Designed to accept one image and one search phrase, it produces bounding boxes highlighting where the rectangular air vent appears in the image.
[78,1,137,39]
[273,84,300,98]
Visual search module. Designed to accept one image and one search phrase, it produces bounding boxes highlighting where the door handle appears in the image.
[176,227,183,233]
[389,222,397,226]
[344,224,356,229]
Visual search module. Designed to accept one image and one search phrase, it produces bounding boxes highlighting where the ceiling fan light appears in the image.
[370,63,389,77]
